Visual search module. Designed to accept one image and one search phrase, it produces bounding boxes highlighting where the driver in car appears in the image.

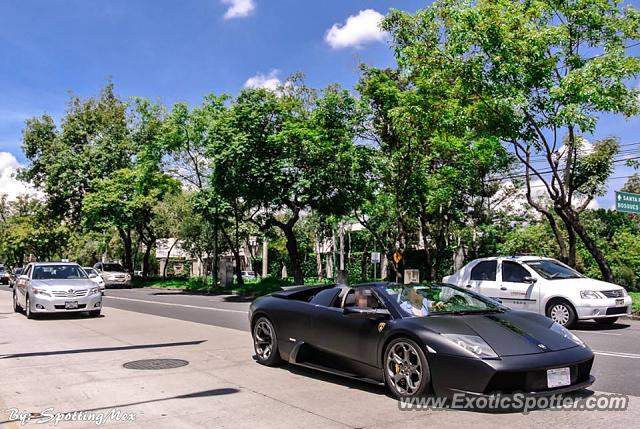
[400,288,447,316]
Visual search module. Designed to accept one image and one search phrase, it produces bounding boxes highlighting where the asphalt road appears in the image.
[3,285,640,397]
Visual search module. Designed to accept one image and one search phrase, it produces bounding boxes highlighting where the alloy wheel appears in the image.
[550,304,570,326]
[386,341,423,396]
[253,319,275,361]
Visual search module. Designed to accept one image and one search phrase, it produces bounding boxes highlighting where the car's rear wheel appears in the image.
[252,317,281,366]
[13,291,21,313]
[547,300,576,328]
[383,338,431,398]
[595,317,618,325]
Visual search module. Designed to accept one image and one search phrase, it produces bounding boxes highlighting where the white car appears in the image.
[443,256,632,327]
[83,267,106,294]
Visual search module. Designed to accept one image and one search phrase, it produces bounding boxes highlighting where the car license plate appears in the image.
[65,301,78,309]
[616,298,624,306]
[547,367,571,388]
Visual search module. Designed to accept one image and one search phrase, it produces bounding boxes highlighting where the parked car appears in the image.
[83,267,106,294]
[443,256,632,327]
[9,267,23,288]
[0,265,9,285]
[12,262,102,318]
[93,262,132,288]
[250,282,594,398]
[242,270,258,280]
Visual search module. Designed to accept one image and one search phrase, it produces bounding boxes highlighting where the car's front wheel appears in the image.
[595,317,618,325]
[88,310,101,318]
[383,338,431,398]
[25,295,35,319]
[547,300,576,328]
[252,317,281,366]
[12,291,21,313]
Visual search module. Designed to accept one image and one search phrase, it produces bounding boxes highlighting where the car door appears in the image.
[498,260,540,313]
[309,288,384,368]
[16,264,32,306]
[467,260,499,300]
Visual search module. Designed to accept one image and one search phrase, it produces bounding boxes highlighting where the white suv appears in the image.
[443,256,632,327]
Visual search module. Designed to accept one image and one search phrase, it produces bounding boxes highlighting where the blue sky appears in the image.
[0,0,639,208]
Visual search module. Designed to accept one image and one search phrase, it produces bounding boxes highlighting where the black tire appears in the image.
[595,317,618,325]
[383,337,431,398]
[88,310,101,318]
[25,295,35,319]
[13,291,21,313]
[252,316,281,366]
[546,299,577,328]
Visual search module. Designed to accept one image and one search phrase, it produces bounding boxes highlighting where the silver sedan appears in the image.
[13,262,103,319]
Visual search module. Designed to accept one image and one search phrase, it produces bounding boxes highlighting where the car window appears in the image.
[102,263,125,272]
[502,261,531,283]
[525,260,582,280]
[33,265,87,280]
[309,288,342,307]
[470,261,497,281]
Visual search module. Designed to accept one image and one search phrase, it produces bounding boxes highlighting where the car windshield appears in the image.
[33,265,87,280]
[102,264,125,272]
[380,283,505,317]
[524,260,582,280]
[84,268,97,275]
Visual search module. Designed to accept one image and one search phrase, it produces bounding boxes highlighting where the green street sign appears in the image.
[616,191,640,214]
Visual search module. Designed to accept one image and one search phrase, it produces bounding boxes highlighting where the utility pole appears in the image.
[262,239,268,278]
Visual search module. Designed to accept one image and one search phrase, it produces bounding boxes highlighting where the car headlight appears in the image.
[580,290,603,299]
[89,287,100,295]
[32,288,51,297]
[550,322,584,347]
[621,289,628,297]
[441,334,498,359]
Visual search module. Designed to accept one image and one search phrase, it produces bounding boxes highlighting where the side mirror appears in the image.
[88,273,97,279]
[523,276,537,284]
[343,307,390,319]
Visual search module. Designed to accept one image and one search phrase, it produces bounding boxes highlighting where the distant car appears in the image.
[250,282,594,398]
[0,266,9,285]
[83,267,106,293]
[9,267,23,288]
[242,270,257,280]
[443,256,632,327]
[13,262,102,318]
[94,262,132,288]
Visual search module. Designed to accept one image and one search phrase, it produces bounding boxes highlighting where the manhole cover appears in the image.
[123,359,189,370]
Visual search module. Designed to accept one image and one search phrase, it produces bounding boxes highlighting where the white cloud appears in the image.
[244,70,281,91]
[0,152,39,201]
[325,9,388,49]
[221,0,255,19]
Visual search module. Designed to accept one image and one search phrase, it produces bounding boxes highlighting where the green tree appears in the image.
[383,0,640,282]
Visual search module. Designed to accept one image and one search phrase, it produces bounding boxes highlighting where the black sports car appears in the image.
[249,282,594,398]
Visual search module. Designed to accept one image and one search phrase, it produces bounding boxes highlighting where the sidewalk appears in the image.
[0,289,638,428]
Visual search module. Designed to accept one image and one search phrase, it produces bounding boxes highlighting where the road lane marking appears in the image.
[593,350,640,359]
[574,331,622,336]
[104,296,248,314]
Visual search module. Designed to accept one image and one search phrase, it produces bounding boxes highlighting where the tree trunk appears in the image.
[315,237,323,280]
[565,210,615,283]
[142,243,153,279]
[555,208,577,267]
[162,240,177,280]
[282,225,304,285]
[118,228,133,272]
[222,230,244,286]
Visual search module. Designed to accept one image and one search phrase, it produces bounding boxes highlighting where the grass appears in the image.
[630,292,640,314]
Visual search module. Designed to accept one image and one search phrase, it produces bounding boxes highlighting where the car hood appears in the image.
[31,279,96,289]
[412,311,581,357]
[548,277,623,291]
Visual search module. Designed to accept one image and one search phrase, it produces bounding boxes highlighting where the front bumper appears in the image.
[575,296,632,319]
[30,294,102,313]
[429,345,594,397]
[104,279,131,288]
